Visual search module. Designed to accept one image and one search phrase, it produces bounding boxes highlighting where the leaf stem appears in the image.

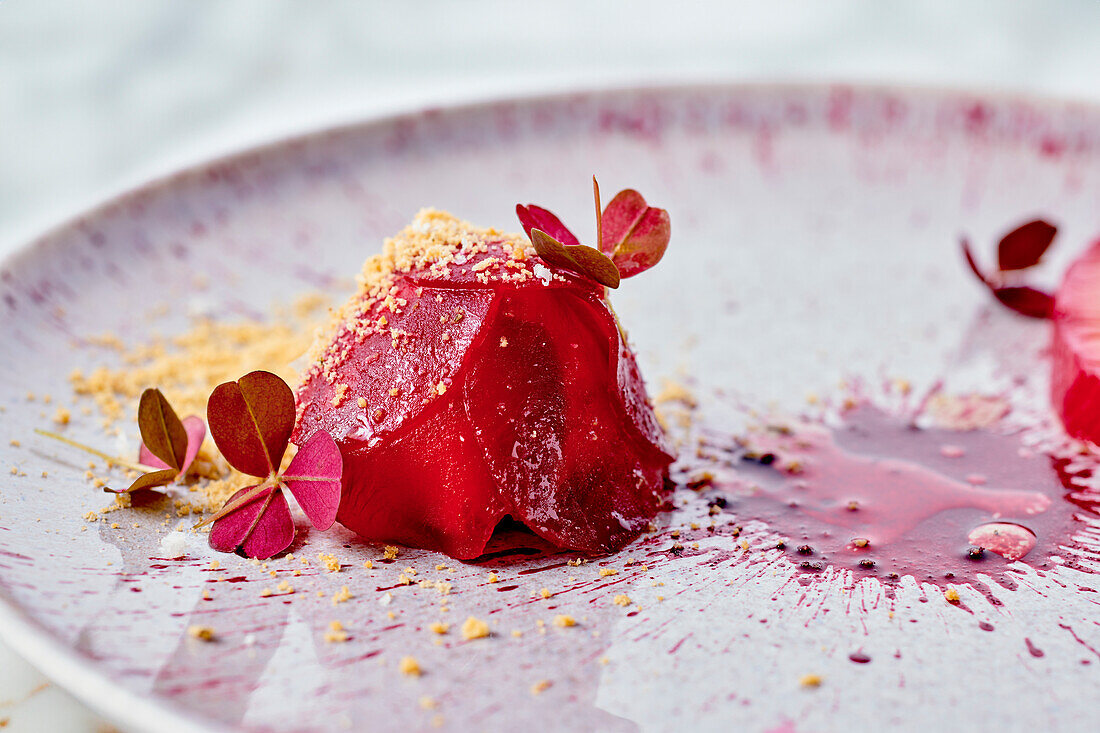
[593,175,603,253]
[192,477,277,529]
[34,429,157,474]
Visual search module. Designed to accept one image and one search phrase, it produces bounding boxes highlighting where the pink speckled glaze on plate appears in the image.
[3,84,1100,732]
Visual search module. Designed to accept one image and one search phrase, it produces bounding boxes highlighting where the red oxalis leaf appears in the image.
[998,219,1057,272]
[600,189,671,278]
[530,229,621,289]
[116,468,179,494]
[516,179,671,285]
[207,371,295,478]
[35,389,200,496]
[993,286,1054,319]
[199,369,342,558]
[139,415,206,476]
[281,430,343,531]
[962,232,1054,320]
[110,394,205,495]
[209,485,295,560]
[137,388,188,471]
[516,204,581,247]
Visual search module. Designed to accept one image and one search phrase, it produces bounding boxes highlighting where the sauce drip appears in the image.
[694,405,1089,589]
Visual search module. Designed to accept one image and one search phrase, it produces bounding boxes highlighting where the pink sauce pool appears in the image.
[691,405,1096,591]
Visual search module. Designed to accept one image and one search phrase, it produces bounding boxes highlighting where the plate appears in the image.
[3,84,1100,732]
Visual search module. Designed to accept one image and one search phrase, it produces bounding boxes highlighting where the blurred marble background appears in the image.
[2,1,1100,730]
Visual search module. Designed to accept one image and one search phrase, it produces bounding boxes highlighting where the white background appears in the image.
[2,1,1100,730]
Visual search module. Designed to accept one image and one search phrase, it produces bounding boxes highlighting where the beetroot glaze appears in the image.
[294,212,673,558]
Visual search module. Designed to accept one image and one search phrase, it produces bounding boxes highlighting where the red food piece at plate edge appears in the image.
[1052,238,1100,443]
[293,210,673,558]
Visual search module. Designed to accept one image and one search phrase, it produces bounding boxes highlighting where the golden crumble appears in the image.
[461,616,490,640]
[654,379,697,408]
[324,620,349,643]
[65,294,327,513]
[302,210,541,390]
[530,680,552,695]
[187,625,215,641]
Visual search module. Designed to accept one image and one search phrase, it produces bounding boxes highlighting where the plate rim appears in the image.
[5,77,1100,277]
[2,78,1100,732]
[0,588,222,733]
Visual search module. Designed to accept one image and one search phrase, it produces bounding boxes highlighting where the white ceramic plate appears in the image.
[3,84,1100,732]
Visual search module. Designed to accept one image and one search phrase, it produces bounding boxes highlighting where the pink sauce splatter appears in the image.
[691,405,1093,591]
